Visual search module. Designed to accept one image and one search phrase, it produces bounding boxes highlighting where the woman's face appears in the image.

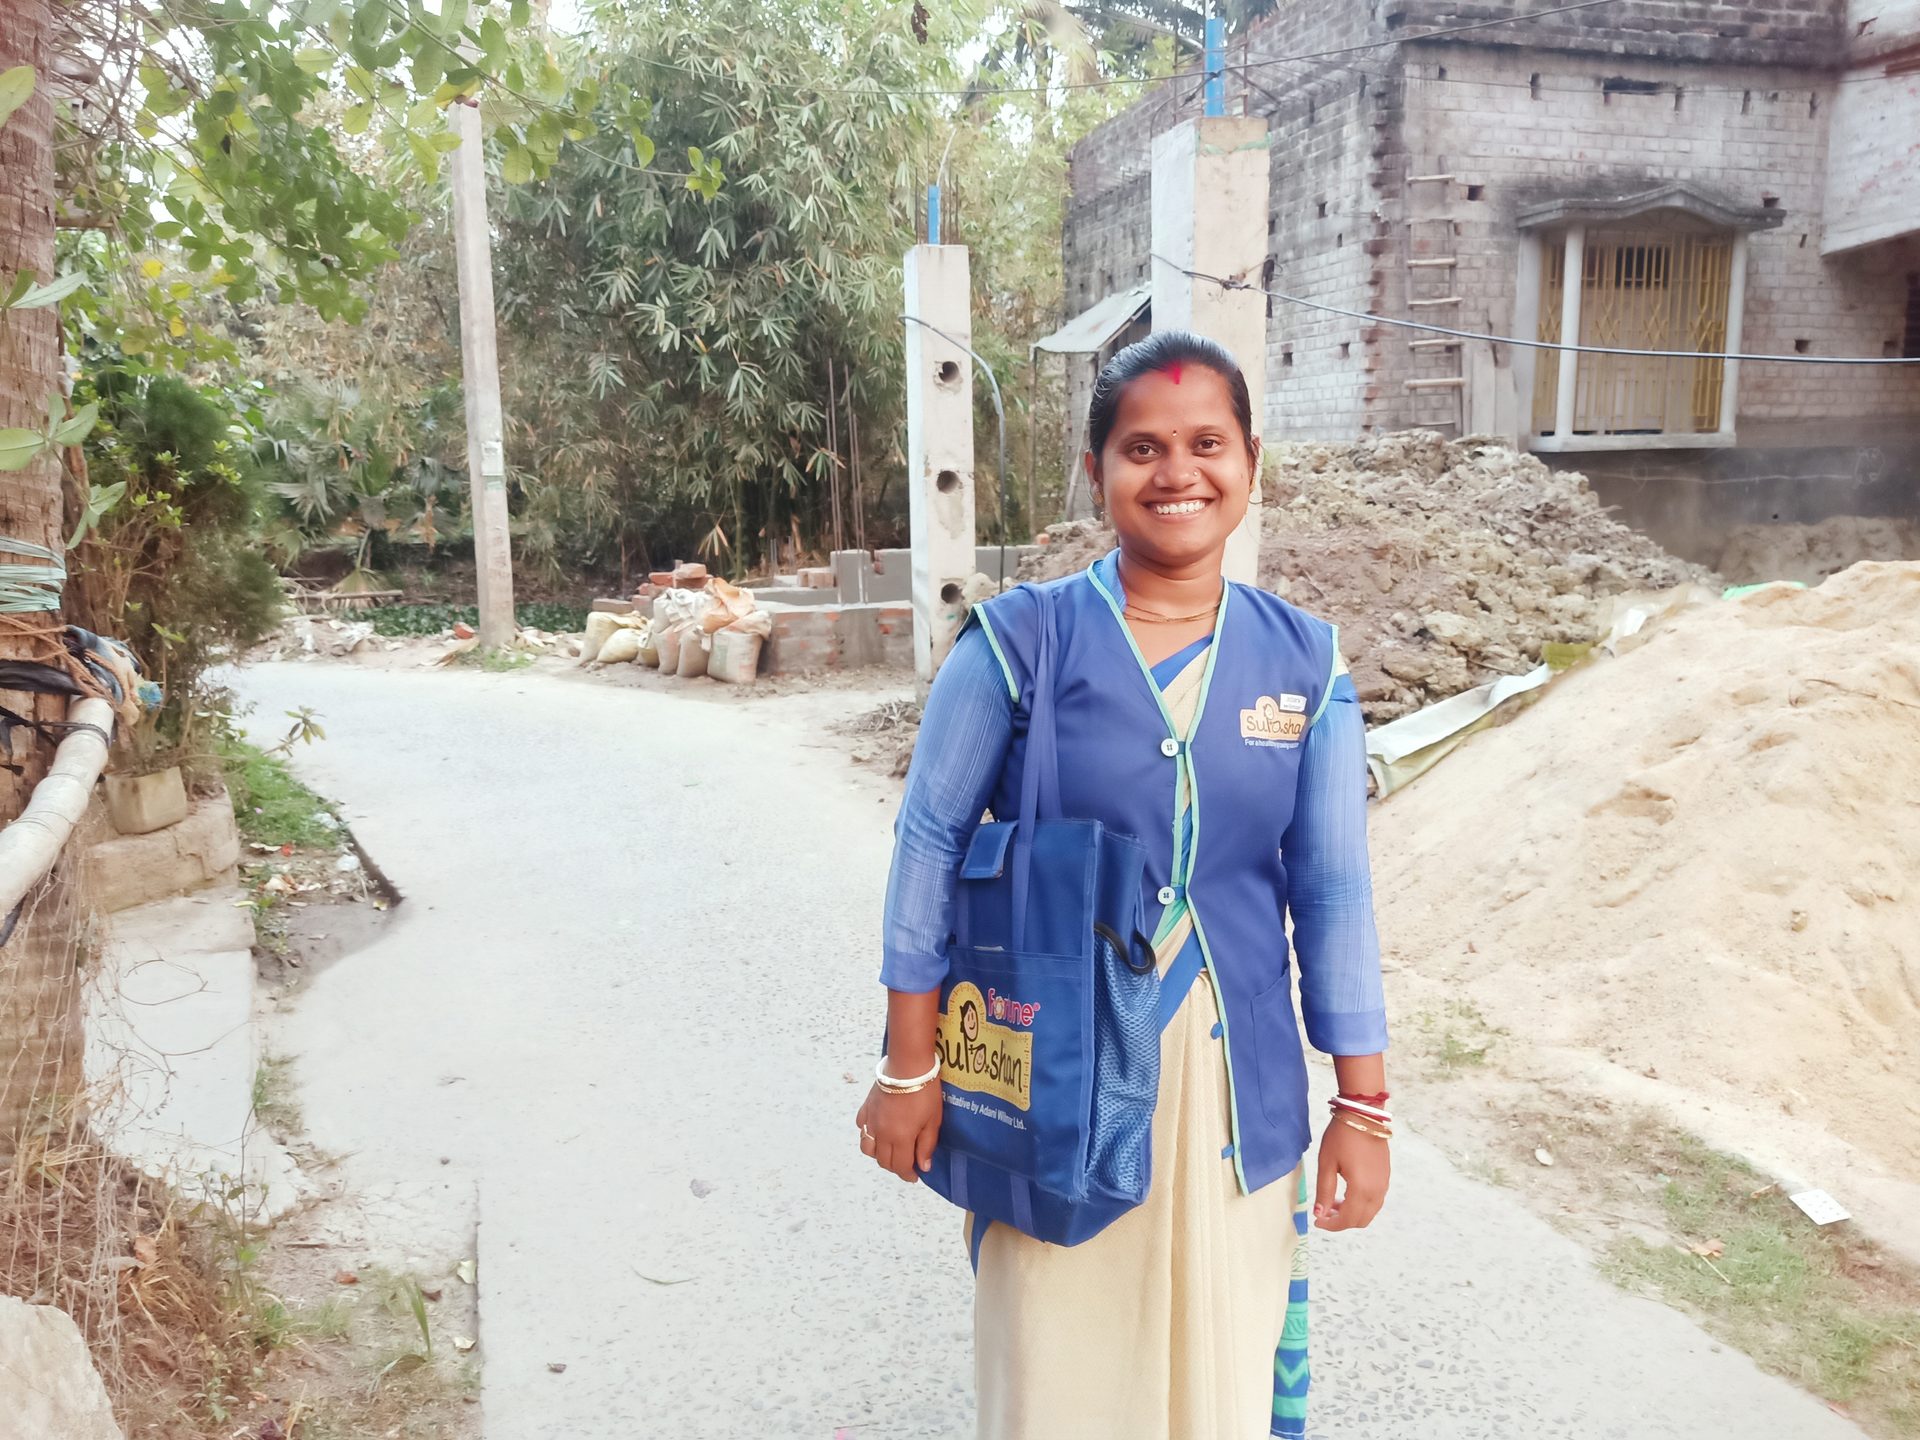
[1088,364,1256,574]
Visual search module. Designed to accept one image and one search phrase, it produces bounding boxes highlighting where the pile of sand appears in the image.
[1369,562,1920,1186]
[1023,433,1711,721]
[1715,515,1920,587]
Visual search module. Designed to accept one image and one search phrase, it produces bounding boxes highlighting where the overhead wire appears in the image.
[617,0,1631,100]
[1153,254,1920,366]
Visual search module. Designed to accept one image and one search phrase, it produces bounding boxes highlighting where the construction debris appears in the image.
[1370,561,1920,1190]
[1023,433,1713,722]
[1714,515,1920,587]
[839,697,924,777]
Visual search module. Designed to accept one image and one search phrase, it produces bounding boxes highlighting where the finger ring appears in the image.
[860,1125,874,1141]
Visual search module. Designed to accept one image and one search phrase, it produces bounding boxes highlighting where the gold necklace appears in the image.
[1123,597,1221,625]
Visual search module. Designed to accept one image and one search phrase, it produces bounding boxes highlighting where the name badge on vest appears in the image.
[1241,694,1308,748]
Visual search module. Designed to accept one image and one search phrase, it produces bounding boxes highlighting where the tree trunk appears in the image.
[0,0,86,1157]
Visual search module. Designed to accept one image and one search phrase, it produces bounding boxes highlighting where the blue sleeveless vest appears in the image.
[973,552,1340,1194]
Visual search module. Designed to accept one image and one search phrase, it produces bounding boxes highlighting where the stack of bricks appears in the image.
[632,564,714,607]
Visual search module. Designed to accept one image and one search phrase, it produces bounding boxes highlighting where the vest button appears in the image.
[1156,886,1177,906]
[1160,737,1179,758]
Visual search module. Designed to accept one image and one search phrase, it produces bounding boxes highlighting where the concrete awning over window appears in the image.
[1515,181,1787,233]
[1032,284,1151,355]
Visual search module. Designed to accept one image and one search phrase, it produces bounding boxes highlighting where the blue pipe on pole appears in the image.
[1204,17,1226,117]
[927,184,942,245]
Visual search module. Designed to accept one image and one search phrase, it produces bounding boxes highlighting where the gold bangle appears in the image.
[1338,1114,1391,1142]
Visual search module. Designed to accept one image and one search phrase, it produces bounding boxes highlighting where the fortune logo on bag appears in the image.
[936,982,1034,1111]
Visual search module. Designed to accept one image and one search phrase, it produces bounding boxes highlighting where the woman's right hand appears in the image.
[856,1081,942,1184]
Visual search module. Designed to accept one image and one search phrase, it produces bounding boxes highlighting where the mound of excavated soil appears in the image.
[1716,515,1920,588]
[1370,561,1920,1186]
[1022,433,1712,721]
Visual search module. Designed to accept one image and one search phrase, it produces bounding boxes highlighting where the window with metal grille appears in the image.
[1533,225,1734,438]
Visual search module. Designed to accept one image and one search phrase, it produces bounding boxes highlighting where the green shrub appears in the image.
[367,602,588,637]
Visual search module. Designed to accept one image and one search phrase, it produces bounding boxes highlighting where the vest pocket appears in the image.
[1250,972,1310,1128]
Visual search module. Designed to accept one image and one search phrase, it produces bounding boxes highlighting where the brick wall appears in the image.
[1384,0,1846,67]
[1403,42,1920,432]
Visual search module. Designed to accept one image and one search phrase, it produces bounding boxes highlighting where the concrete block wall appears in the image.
[1400,43,1920,435]
[1065,5,1920,450]
[1063,2,1389,438]
[1262,72,1394,439]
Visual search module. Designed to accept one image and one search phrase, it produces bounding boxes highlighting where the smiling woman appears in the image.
[1083,332,1259,662]
[858,331,1393,1439]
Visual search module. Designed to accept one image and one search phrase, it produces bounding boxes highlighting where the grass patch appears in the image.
[474,647,534,673]
[249,1294,353,1351]
[1603,1134,1920,1433]
[368,601,587,637]
[1411,999,1502,1073]
[219,734,340,850]
[251,1054,302,1137]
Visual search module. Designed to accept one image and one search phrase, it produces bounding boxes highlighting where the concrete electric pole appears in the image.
[902,242,978,685]
[449,100,517,649]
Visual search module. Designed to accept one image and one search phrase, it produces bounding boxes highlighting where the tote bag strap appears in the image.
[1009,586,1058,952]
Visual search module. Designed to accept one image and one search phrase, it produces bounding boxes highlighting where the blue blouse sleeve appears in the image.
[880,624,1015,993]
[1283,673,1390,1055]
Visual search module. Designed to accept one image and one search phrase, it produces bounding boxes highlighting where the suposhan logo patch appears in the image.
[1240,694,1308,747]
[937,981,1033,1112]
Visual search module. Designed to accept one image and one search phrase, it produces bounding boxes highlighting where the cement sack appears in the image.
[637,623,660,668]
[596,628,643,666]
[579,611,621,665]
[676,626,711,679]
[702,576,757,634]
[709,627,764,684]
[655,621,684,672]
[653,589,703,630]
[727,609,773,640]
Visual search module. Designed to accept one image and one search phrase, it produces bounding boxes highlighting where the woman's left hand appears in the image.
[1313,1116,1390,1231]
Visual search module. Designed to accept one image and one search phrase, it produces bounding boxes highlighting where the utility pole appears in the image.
[448,99,517,649]
[903,239,976,685]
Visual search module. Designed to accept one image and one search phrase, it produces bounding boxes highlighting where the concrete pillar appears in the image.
[1152,116,1271,584]
[1718,234,1750,438]
[1513,233,1544,446]
[1552,225,1586,440]
[903,245,977,683]
[449,100,516,649]
[1062,355,1097,521]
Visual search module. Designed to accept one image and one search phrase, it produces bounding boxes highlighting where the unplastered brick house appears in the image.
[1061,0,1920,560]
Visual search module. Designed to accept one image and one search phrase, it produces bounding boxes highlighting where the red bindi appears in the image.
[1163,363,1183,384]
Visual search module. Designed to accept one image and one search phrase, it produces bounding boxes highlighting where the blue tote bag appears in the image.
[916,588,1200,1255]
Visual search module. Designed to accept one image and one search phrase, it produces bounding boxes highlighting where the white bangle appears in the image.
[875,1056,942,1093]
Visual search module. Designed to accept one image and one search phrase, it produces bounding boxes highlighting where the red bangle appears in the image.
[1337,1090,1390,1107]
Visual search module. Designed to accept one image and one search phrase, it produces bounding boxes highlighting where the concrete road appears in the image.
[238,660,1863,1440]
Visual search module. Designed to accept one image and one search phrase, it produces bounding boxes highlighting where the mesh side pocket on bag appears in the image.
[1086,928,1160,1202]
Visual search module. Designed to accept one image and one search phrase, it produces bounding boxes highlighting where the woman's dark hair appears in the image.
[1086,329,1256,465]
